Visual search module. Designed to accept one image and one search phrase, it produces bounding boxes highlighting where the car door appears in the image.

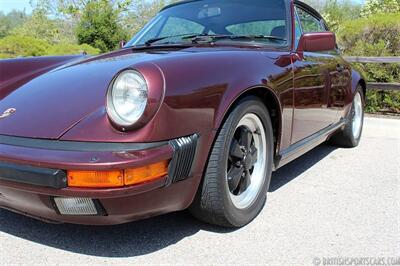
[290,6,339,144]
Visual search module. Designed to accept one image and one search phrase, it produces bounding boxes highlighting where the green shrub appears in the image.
[338,13,400,56]
[0,35,51,58]
[46,43,100,56]
[365,91,400,113]
[0,35,99,59]
[337,13,400,114]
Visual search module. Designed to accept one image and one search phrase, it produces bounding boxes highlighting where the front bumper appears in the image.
[0,134,200,225]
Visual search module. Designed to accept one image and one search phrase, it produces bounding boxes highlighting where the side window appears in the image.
[296,7,325,33]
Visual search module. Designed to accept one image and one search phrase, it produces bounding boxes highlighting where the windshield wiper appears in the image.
[145,33,201,46]
[183,34,287,43]
[145,34,287,46]
[232,35,287,42]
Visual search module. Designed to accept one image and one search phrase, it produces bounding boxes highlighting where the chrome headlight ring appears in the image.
[106,70,148,129]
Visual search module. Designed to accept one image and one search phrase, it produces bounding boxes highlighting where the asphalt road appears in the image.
[0,117,399,266]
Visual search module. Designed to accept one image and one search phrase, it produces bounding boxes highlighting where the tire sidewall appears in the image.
[348,88,365,146]
[218,98,274,226]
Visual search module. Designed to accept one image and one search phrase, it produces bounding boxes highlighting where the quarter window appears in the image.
[294,9,302,49]
[296,7,325,33]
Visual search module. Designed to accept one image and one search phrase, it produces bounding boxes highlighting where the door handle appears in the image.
[336,64,345,72]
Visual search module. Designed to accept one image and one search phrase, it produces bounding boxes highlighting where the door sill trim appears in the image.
[275,119,346,169]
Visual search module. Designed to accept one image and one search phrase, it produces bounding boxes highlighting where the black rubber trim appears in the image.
[0,161,67,188]
[167,134,199,186]
[0,134,168,152]
[160,0,200,11]
[0,135,199,189]
[93,199,107,216]
[275,119,346,169]
[293,0,323,20]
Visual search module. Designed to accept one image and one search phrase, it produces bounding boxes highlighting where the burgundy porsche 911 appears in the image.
[0,0,365,228]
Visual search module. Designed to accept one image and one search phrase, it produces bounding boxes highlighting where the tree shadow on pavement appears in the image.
[0,144,336,258]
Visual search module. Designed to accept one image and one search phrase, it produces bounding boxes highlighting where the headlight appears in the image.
[106,70,148,127]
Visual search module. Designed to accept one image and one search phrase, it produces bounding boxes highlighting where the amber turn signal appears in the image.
[67,160,169,188]
[124,160,169,186]
[67,170,124,188]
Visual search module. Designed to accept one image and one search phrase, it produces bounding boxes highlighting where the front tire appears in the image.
[189,96,274,228]
[330,86,365,148]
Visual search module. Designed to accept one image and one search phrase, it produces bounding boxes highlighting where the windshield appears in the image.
[127,0,289,47]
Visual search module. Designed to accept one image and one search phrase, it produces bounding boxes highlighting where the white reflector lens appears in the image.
[54,197,98,215]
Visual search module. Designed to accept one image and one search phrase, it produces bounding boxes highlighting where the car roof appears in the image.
[161,0,289,12]
[161,0,206,12]
[161,0,322,20]
[162,2,287,25]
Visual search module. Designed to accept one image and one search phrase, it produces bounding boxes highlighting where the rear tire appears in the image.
[330,86,364,148]
[189,96,274,228]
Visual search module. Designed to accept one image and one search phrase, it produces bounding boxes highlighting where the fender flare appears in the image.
[351,69,366,97]
[213,84,283,156]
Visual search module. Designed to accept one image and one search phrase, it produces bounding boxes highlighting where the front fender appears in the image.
[60,50,289,178]
[215,84,282,130]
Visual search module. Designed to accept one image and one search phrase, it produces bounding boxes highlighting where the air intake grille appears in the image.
[167,134,199,185]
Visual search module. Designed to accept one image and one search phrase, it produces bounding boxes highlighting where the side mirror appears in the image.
[297,32,336,53]
[119,40,127,49]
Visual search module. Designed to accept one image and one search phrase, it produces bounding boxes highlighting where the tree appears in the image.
[32,0,178,51]
[10,8,76,44]
[35,0,131,52]
[75,0,128,52]
[320,0,362,32]
[360,0,400,17]
[122,0,177,36]
[300,0,363,32]
[302,0,326,12]
[0,10,28,38]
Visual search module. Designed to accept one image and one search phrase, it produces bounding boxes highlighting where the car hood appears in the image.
[0,49,166,139]
[0,45,280,140]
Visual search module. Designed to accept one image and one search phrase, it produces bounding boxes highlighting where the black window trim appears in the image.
[293,7,303,50]
[161,0,201,12]
[293,0,323,20]
[294,1,328,33]
[295,6,326,33]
